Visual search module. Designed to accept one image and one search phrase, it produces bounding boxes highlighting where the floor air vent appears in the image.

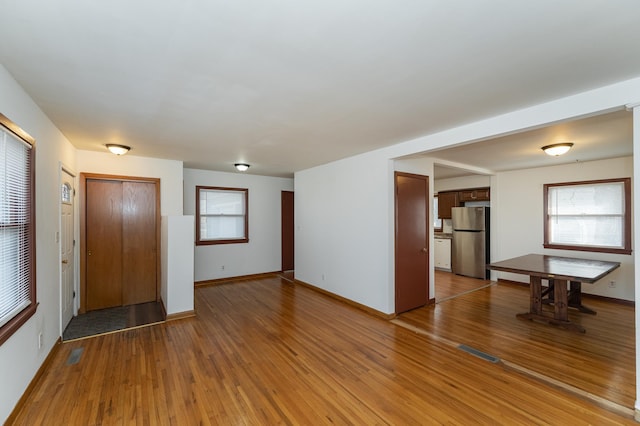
[458,344,500,363]
[66,347,84,365]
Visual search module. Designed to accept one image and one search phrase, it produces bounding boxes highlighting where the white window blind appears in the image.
[547,181,625,249]
[197,187,248,244]
[0,127,33,329]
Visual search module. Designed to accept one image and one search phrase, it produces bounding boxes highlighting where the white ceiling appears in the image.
[1,1,640,177]
[431,109,633,179]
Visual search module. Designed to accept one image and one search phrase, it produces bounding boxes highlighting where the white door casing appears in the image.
[60,168,75,331]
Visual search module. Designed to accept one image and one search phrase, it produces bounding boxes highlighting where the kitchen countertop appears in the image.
[435,233,453,239]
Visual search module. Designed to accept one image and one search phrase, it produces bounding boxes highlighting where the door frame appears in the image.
[59,163,77,336]
[79,173,161,314]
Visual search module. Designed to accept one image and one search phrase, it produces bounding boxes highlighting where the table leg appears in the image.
[553,279,568,322]
[517,276,542,321]
[548,279,585,332]
[530,276,542,315]
[541,279,554,305]
[568,281,597,315]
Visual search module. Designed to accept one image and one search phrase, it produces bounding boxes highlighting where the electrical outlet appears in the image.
[608,280,616,288]
[321,274,325,281]
[221,265,225,270]
[38,332,43,349]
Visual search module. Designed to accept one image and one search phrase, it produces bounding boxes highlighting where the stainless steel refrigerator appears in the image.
[451,206,490,279]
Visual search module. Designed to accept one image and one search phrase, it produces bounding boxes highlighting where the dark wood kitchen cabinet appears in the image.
[459,187,490,202]
[437,191,459,219]
[437,187,491,219]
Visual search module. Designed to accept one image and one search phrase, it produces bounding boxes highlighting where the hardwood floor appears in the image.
[411,270,635,409]
[434,269,492,301]
[10,275,636,424]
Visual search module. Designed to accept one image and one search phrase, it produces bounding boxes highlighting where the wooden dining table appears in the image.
[487,254,620,333]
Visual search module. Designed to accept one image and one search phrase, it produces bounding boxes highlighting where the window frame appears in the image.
[196,186,249,246]
[543,178,631,255]
[0,113,37,346]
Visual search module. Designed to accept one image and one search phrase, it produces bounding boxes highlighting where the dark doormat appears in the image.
[63,302,164,341]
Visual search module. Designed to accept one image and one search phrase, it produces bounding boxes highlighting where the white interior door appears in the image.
[61,169,75,330]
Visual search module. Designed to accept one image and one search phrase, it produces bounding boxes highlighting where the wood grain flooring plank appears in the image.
[9,275,636,425]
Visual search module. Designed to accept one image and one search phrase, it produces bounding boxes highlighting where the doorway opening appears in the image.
[60,166,76,336]
[281,190,294,282]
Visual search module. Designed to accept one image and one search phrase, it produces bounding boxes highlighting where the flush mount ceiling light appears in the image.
[106,144,131,155]
[234,163,250,172]
[541,142,574,156]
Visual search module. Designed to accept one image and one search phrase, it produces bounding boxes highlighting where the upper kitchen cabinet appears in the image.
[437,187,491,219]
[459,187,490,202]
[437,191,459,219]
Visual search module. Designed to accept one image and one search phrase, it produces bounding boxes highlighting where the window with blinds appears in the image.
[543,178,631,255]
[0,114,36,346]
[196,186,248,245]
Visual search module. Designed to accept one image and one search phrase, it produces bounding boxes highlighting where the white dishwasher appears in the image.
[434,238,451,271]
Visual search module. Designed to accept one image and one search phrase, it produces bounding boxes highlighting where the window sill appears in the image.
[0,302,38,346]
[196,238,249,246]
[543,243,632,255]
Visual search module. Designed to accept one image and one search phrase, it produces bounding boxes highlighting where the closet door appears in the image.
[86,179,124,311]
[122,181,157,305]
[83,176,159,312]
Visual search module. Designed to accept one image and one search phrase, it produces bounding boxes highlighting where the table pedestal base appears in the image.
[541,280,597,315]
[520,276,588,333]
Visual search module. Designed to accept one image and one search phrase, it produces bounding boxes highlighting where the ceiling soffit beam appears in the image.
[432,159,495,176]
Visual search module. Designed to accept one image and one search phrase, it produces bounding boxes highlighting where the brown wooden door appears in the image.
[395,172,429,314]
[281,191,294,271]
[86,180,124,311]
[84,176,159,312]
[123,181,157,305]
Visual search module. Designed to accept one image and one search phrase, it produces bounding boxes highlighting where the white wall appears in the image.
[435,175,491,192]
[183,168,294,281]
[493,156,634,300]
[0,65,77,423]
[295,151,395,313]
[76,150,184,216]
[161,216,194,315]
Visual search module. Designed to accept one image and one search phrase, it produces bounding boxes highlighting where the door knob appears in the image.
[88,250,92,256]
[61,259,68,264]
[421,248,427,253]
